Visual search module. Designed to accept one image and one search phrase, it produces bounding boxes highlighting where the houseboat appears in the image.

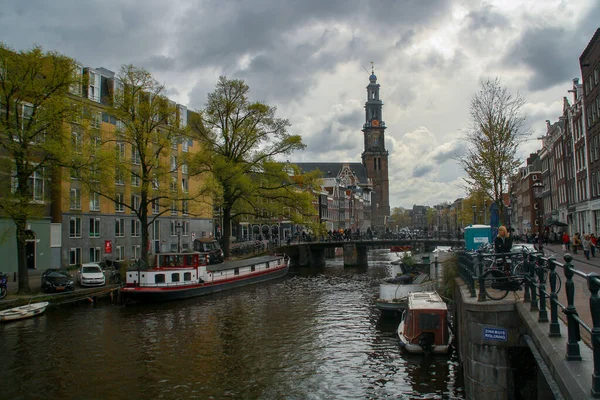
[396,292,453,355]
[120,252,289,303]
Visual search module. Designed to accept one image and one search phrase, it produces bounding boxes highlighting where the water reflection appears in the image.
[1,249,464,399]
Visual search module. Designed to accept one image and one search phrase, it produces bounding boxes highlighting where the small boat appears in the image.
[390,245,412,253]
[0,302,49,322]
[396,292,453,355]
[120,252,289,303]
[376,255,435,313]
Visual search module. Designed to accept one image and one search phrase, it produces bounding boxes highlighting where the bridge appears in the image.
[455,244,600,399]
[278,238,463,267]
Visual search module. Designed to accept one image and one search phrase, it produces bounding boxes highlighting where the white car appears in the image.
[78,263,106,287]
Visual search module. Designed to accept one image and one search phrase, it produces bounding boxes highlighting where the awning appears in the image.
[546,218,568,227]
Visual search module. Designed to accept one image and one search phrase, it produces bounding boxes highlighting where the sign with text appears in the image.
[474,237,489,244]
[483,327,507,341]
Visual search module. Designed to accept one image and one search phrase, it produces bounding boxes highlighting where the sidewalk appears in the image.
[530,242,599,346]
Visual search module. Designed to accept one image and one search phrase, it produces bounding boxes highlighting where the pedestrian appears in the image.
[494,226,513,273]
[562,231,570,252]
[592,234,597,257]
[572,233,581,254]
[583,234,592,260]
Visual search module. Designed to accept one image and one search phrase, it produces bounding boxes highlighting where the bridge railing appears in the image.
[457,250,600,398]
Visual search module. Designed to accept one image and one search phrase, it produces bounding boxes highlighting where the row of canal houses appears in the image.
[510,28,600,238]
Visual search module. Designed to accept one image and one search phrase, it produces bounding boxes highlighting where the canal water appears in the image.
[1,250,464,400]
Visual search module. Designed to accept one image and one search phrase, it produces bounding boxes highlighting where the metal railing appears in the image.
[458,250,600,398]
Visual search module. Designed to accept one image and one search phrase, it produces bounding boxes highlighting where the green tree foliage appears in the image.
[82,65,187,266]
[389,207,411,228]
[460,78,529,223]
[189,77,319,257]
[0,44,80,293]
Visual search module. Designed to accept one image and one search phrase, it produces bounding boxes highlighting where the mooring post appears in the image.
[547,257,560,337]
[537,254,548,323]
[563,254,582,361]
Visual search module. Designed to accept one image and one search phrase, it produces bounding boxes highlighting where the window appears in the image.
[115,193,125,212]
[182,139,189,152]
[171,177,177,192]
[152,199,160,214]
[178,104,188,128]
[171,273,180,282]
[155,274,165,284]
[70,188,81,210]
[115,245,125,261]
[131,169,140,187]
[90,110,101,129]
[131,219,141,237]
[131,147,140,165]
[184,272,192,281]
[182,200,189,215]
[89,247,101,262]
[171,136,178,150]
[88,71,100,102]
[183,220,189,236]
[181,163,188,175]
[131,194,140,211]
[182,178,188,193]
[170,155,177,171]
[70,64,83,96]
[115,169,124,186]
[31,169,44,202]
[115,218,125,237]
[69,217,82,238]
[89,218,100,238]
[152,176,159,189]
[116,142,125,160]
[72,132,82,153]
[171,200,178,215]
[90,192,100,211]
[170,220,178,236]
[131,245,141,260]
[69,248,82,266]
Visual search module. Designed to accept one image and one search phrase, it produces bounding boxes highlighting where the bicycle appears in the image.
[512,256,562,293]
[481,266,525,300]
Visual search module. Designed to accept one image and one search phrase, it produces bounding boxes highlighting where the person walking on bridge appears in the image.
[562,231,570,252]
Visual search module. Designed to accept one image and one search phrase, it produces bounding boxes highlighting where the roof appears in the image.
[407,292,448,310]
[294,162,369,184]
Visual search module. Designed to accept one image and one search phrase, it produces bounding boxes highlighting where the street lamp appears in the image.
[506,206,512,231]
[471,204,477,225]
[175,221,182,253]
[532,182,544,253]
[483,199,487,225]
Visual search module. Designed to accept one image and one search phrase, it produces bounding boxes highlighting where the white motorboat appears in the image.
[0,302,49,322]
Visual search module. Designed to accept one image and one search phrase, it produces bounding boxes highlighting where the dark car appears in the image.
[41,269,75,293]
[193,238,224,264]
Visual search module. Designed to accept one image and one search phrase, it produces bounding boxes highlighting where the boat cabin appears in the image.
[155,252,208,269]
[401,292,450,349]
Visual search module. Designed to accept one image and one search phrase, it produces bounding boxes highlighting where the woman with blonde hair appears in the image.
[494,226,513,254]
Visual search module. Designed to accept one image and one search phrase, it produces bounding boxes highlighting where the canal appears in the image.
[1,250,464,399]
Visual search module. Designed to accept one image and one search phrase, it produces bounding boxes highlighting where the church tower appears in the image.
[361,66,390,228]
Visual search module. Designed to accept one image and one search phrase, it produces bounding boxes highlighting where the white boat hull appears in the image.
[0,302,49,322]
[396,320,452,354]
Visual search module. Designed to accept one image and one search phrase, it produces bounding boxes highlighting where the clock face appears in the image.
[372,119,379,127]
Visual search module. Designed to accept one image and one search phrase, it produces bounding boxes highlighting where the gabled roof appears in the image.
[294,162,369,184]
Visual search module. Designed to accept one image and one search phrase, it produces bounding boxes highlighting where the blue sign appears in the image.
[483,327,507,341]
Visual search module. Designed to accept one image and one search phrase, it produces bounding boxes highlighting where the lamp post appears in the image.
[507,206,512,231]
[483,199,487,225]
[471,204,477,225]
[532,182,544,253]
[175,221,182,253]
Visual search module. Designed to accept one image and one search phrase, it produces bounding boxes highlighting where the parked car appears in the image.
[78,263,106,287]
[510,243,537,254]
[193,238,224,264]
[41,269,75,293]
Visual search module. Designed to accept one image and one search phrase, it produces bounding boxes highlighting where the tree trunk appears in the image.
[222,207,232,258]
[16,220,31,294]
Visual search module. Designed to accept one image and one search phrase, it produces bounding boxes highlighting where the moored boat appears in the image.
[396,292,453,355]
[120,252,289,303]
[0,302,49,322]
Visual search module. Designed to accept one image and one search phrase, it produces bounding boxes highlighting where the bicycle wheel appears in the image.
[512,261,527,277]
[481,269,510,300]
[544,271,562,293]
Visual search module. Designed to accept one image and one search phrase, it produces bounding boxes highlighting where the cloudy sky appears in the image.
[1,0,598,209]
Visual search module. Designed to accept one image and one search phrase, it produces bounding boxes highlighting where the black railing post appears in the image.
[563,254,582,361]
[477,252,486,302]
[529,253,539,311]
[537,254,549,323]
[588,273,600,397]
[467,254,476,298]
[547,257,560,337]
[524,252,531,303]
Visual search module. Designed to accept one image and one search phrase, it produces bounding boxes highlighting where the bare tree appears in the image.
[460,78,530,223]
